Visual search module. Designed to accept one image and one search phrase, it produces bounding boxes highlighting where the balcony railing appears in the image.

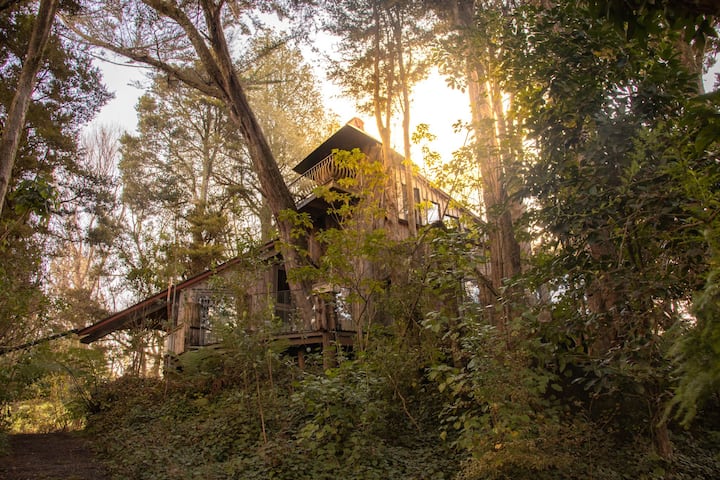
[274,290,356,334]
[288,153,356,201]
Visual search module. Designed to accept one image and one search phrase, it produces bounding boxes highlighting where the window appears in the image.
[190,294,219,347]
[276,267,290,304]
[427,201,440,224]
[199,295,212,329]
[198,295,218,345]
[275,267,294,327]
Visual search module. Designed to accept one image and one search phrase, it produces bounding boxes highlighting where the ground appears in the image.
[0,432,108,480]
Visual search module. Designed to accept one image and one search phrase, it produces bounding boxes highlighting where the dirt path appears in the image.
[0,432,109,480]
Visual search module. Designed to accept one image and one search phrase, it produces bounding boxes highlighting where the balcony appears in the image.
[288,153,356,201]
[273,289,356,334]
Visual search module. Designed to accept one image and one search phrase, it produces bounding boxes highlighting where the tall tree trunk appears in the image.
[187,118,217,275]
[369,1,403,241]
[391,8,417,236]
[199,2,316,324]
[453,0,522,330]
[585,231,621,355]
[0,0,59,215]
[258,198,274,243]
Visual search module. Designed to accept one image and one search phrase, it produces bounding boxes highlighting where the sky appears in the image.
[89,45,719,173]
[89,58,472,172]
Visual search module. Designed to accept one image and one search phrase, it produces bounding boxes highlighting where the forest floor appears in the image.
[0,431,109,480]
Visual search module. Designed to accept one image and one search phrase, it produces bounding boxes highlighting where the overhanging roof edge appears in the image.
[76,255,259,343]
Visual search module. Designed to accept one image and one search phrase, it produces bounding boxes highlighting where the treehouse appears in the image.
[76,119,469,363]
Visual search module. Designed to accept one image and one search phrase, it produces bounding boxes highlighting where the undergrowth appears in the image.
[86,341,461,480]
[81,310,720,480]
[84,347,720,480]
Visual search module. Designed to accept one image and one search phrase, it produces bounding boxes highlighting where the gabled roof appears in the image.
[292,121,378,175]
[77,256,250,344]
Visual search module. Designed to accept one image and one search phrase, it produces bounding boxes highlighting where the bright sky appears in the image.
[90,47,718,173]
[89,59,472,171]
[315,68,471,167]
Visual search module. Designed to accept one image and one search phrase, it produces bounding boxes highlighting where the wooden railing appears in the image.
[274,290,356,334]
[288,153,356,200]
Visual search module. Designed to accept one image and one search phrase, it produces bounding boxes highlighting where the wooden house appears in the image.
[76,119,469,362]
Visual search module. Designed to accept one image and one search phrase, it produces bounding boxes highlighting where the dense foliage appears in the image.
[82,220,720,479]
[502,1,720,446]
[0,1,110,350]
[0,1,113,436]
[87,332,461,480]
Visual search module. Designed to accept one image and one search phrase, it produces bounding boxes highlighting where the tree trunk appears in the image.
[392,8,417,236]
[368,2,403,242]
[454,0,522,330]
[258,198,274,243]
[199,2,316,324]
[0,0,59,215]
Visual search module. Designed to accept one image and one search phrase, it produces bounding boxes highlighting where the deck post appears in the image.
[297,349,306,370]
[322,331,335,369]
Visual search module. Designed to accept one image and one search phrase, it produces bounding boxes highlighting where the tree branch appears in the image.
[62,18,224,99]
[142,0,228,97]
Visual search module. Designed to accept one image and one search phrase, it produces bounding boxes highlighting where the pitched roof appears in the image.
[292,121,378,175]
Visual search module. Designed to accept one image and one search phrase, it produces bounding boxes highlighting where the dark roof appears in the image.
[77,255,255,344]
[292,122,378,175]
